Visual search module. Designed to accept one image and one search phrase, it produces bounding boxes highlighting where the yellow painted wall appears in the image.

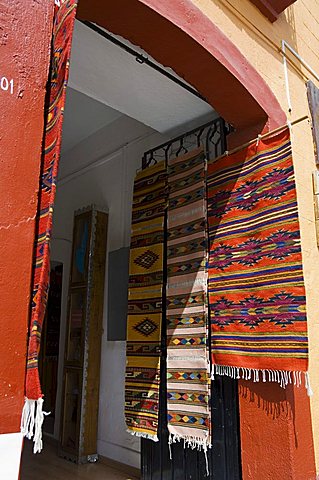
[189,0,319,471]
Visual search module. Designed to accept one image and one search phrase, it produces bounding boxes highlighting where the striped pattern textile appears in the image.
[166,149,211,450]
[125,161,167,441]
[22,0,77,453]
[207,128,308,386]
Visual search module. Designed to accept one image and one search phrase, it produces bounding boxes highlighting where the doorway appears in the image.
[21,11,241,480]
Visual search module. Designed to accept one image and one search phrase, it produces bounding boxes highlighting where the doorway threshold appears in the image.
[20,440,140,480]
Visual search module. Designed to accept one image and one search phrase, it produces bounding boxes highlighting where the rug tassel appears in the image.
[127,429,159,442]
[212,364,313,393]
[168,433,173,460]
[21,398,50,453]
[21,398,33,439]
[305,372,314,397]
[204,443,209,477]
[168,433,211,476]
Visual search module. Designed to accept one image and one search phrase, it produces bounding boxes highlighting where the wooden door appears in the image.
[141,353,242,479]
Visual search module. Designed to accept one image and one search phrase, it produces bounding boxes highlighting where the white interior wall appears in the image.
[50,75,216,469]
[51,113,168,469]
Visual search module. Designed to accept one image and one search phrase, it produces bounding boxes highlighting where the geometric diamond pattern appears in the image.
[134,317,158,337]
[134,249,159,269]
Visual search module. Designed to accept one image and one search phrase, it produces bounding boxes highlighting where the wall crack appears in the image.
[0,213,36,232]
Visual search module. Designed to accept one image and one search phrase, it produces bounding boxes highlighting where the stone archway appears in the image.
[77,0,286,141]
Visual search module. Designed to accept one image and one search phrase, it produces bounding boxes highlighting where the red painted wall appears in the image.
[0,1,54,434]
[0,2,315,480]
[239,381,316,479]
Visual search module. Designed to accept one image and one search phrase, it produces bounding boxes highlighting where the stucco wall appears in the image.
[189,0,319,473]
[0,0,53,435]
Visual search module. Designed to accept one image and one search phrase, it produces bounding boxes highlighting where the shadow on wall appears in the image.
[239,381,298,447]
[239,380,293,419]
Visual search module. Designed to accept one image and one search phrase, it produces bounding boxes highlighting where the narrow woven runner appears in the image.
[125,161,167,440]
[207,128,310,391]
[21,0,78,453]
[166,149,211,454]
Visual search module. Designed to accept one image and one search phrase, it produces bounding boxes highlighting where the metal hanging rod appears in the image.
[142,117,232,168]
[80,20,208,104]
[216,114,309,160]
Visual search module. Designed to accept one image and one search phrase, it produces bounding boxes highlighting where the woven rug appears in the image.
[207,128,310,391]
[125,161,167,441]
[21,0,77,453]
[166,148,211,454]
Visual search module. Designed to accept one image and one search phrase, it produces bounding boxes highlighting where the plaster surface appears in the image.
[0,0,53,434]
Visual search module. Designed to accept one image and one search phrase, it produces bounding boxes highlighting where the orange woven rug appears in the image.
[207,128,310,391]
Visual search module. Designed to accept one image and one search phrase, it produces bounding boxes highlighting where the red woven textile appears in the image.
[25,1,77,403]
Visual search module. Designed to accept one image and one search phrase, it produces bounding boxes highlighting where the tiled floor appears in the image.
[20,441,139,480]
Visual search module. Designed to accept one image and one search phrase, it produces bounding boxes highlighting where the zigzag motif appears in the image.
[167,291,205,309]
[169,187,205,210]
[169,170,204,191]
[167,238,206,258]
[167,412,209,428]
[167,391,208,403]
[167,370,208,383]
[169,152,205,175]
[167,259,205,276]
[211,229,301,270]
[168,219,206,240]
[168,336,206,347]
[167,314,206,328]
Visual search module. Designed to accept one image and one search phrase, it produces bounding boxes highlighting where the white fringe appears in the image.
[168,433,211,476]
[21,398,50,453]
[211,364,313,396]
[127,429,159,442]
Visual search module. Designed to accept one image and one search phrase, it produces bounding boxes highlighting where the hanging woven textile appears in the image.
[21,0,78,453]
[125,161,167,441]
[207,128,310,392]
[166,148,211,453]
